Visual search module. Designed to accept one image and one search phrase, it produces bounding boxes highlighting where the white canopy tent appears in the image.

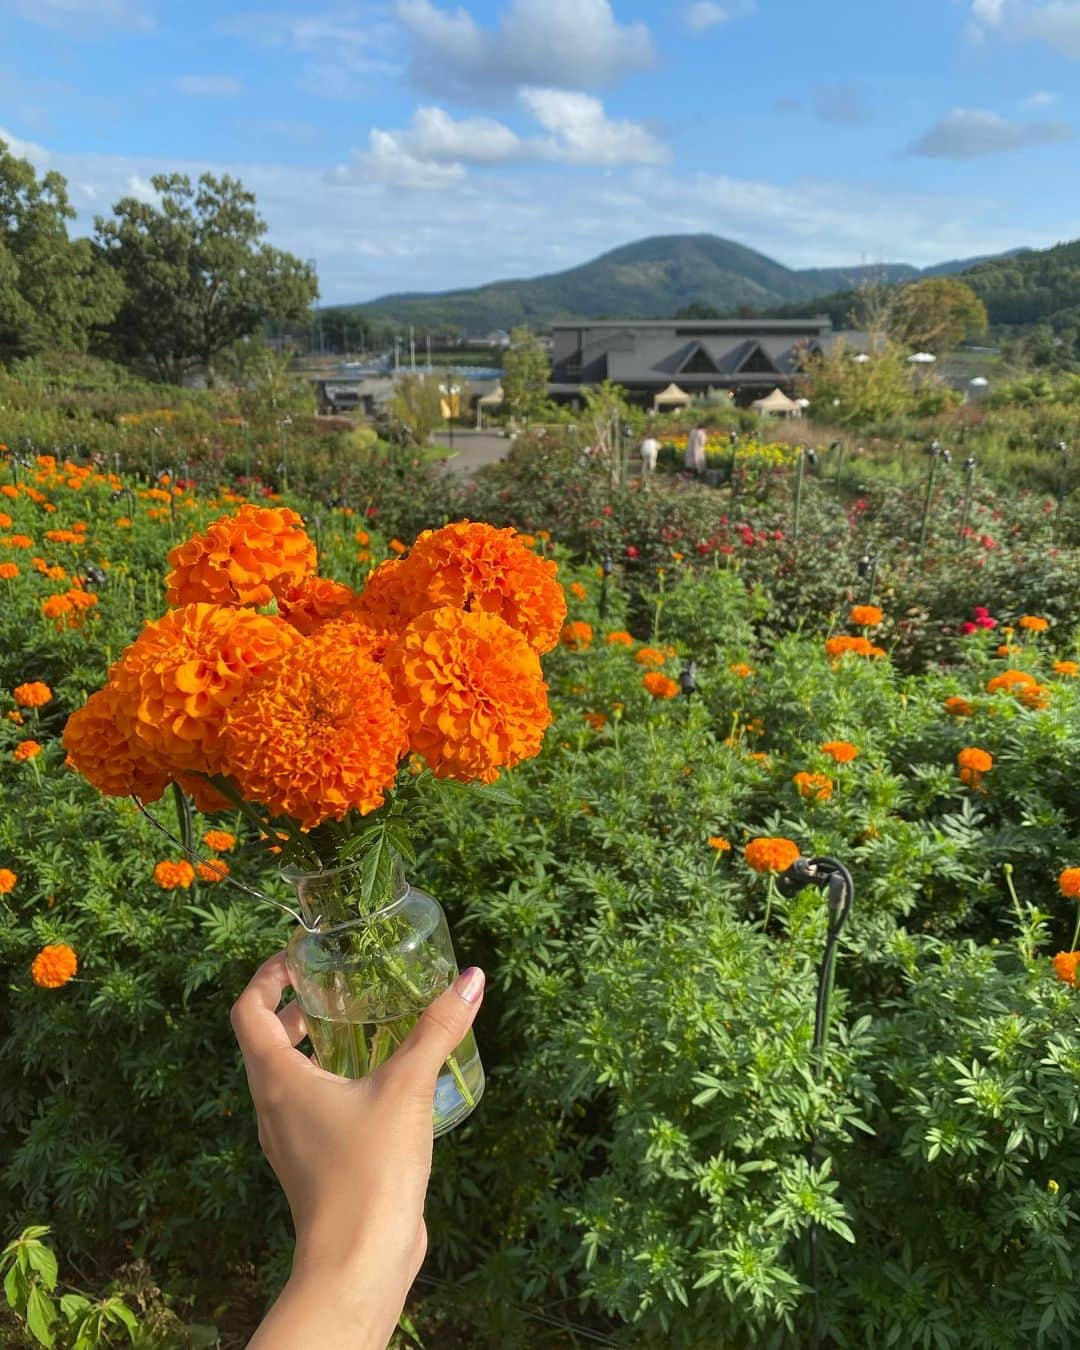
[652,382,693,412]
[751,387,802,418]
[476,384,504,429]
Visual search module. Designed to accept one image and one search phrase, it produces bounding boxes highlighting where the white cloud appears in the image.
[394,0,656,101]
[0,0,154,31]
[684,2,730,30]
[907,107,1073,157]
[1021,90,1058,106]
[4,124,1073,305]
[174,75,243,98]
[0,125,51,162]
[522,89,667,165]
[221,10,402,98]
[340,92,666,185]
[970,0,1080,56]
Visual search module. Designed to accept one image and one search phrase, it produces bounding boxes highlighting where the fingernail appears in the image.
[454,966,485,1005]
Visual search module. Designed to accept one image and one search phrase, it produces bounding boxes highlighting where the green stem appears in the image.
[1003,863,1025,934]
[379,961,476,1106]
[1070,909,1080,954]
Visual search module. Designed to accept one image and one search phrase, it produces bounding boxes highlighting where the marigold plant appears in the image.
[165,505,316,608]
[793,771,833,801]
[1053,660,1078,677]
[944,696,973,716]
[1018,615,1049,632]
[987,669,1036,695]
[1058,868,1080,900]
[708,836,731,852]
[642,672,679,700]
[744,837,800,874]
[605,631,634,646]
[196,860,230,884]
[561,621,594,651]
[1050,951,1080,987]
[384,605,550,785]
[0,868,16,894]
[13,681,52,708]
[820,740,858,763]
[635,646,669,668]
[31,943,78,989]
[957,746,993,788]
[274,574,358,636]
[203,830,236,853]
[850,604,883,627]
[153,860,196,890]
[13,740,42,762]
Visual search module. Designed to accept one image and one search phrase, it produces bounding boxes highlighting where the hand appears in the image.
[232,952,485,1350]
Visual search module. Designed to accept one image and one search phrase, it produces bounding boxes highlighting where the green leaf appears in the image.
[59,1294,91,1322]
[25,1285,56,1348]
[4,1261,26,1311]
[25,1242,58,1291]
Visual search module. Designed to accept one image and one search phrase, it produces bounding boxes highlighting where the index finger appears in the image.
[230,952,296,1066]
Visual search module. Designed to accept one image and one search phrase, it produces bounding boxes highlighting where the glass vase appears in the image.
[283,856,484,1137]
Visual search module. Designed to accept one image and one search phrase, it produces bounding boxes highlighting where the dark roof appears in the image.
[551,317,832,332]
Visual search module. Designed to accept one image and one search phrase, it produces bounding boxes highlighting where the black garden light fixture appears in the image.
[679,660,697,697]
[959,455,977,538]
[1054,440,1070,541]
[917,440,950,559]
[856,549,879,602]
[599,551,614,622]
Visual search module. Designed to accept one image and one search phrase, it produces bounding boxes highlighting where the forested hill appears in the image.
[770,242,1080,336]
[348,234,998,333]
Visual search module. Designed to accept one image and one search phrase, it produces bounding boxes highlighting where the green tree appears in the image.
[95,173,317,384]
[888,277,989,354]
[805,338,915,426]
[501,326,550,419]
[0,139,121,362]
[386,374,445,447]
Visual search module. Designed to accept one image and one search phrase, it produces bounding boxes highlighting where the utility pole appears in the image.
[409,325,416,372]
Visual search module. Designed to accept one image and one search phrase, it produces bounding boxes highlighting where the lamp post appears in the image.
[439,383,461,450]
[857,549,879,603]
[278,415,293,494]
[599,552,614,622]
[917,440,949,559]
[1054,440,1070,542]
[959,455,977,539]
[792,445,808,543]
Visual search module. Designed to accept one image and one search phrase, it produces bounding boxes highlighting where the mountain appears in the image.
[345,234,1011,333]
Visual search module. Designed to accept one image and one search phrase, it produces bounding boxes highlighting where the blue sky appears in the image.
[2,0,1079,302]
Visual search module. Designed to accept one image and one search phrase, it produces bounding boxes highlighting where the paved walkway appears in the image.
[429,430,511,475]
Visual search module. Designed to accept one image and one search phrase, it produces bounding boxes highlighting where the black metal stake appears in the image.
[598,552,613,623]
[1053,441,1070,543]
[959,456,976,539]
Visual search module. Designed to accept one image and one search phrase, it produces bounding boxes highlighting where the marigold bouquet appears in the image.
[64,505,566,1129]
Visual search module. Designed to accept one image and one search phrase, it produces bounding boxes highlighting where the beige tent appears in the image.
[652,382,693,412]
[476,384,504,429]
[751,387,802,418]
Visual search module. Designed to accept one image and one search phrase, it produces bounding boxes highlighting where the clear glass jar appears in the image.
[283,856,484,1137]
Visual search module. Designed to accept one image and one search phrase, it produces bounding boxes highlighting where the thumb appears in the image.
[396,967,485,1085]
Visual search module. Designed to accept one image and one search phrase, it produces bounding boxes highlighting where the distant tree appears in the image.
[675,302,722,319]
[224,341,314,421]
[387,374,444,447]
[0,139,121,362]
[888,278,988,354]
[95,173,317,384]
[804,339,914,427]
[501,326,550,419]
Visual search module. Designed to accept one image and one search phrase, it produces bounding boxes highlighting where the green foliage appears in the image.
[889,278,989,354]
[94,174,317,385]
[804,340,918,427]
[2,441,1080,1345]
[0,139,121,362]
[500,327,551,420]
[386,374,447,448]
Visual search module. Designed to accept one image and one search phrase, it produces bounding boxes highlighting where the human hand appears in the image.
[232,952,485,1350]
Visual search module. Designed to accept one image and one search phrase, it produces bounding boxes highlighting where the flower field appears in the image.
[3,439,1080,1348]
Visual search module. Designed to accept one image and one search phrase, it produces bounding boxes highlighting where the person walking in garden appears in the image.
[685,424,707,475]
[639,433,660,477]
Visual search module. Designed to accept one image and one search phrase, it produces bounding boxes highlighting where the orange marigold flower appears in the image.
[0,485,16,499]
[1051,951,1080,987]
[106,603,299,775]
[223,624,408,826]
[605,630,634,646]
[821,740,858,763]
[197,859,230,884]
[944,696,973,716]
[115,516,132,529]
[744,837,800,874]
[1017,683,1051,710]
[708,836,732,852]
[389,538,407,555]
[203,830,237,853]
[0,868,16,893]
[582,711,608,731]
[354,529,370,546]
[13,740,42,762]
[642,672,679,699]
[1053,660,1078,676]
[0,512,10,528]
[850,604,883,627]
[1018,615,1049,632]
[154,860,196,890]
[357,522,566,652]
[997,644,1020,657]
[14,681,52,708]
[384,606,551,785]
[1058,868,1080,899]
[63,689,169,802]
[7,710,23,724]
[957,747,993,773]
[570,581,587,601]
[635,646,668,667]
[165,505,316,608]
[561,620,593,651]
[825,634,882,660]
[0,562,18,579]
[275,574,359,636]
[986,669,1036,695]
[2,534,33,549]
[31,943,77,989]
[793,770,833,801]
[728,662,754,678]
